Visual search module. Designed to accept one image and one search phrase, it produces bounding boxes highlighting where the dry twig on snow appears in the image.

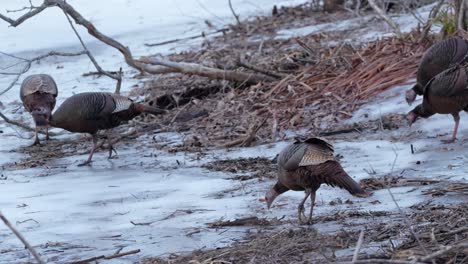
[0,50,86,96]
[0,211,44,264]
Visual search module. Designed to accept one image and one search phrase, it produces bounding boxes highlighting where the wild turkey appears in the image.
[407,63,468,143]
[50,92,165,165]
[20,74,58,145]
[265,137,369,224]
[406,37,468,105]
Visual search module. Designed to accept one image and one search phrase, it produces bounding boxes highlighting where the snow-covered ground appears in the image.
[0,1,466,263]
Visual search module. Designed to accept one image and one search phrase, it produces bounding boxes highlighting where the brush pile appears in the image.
[142,30,434,149]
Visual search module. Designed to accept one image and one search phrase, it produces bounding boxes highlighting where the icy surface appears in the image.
[0,1,467,263]
[276,2,442,42]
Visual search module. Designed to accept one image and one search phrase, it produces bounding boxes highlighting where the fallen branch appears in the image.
[70,249,140,264]
[0,211,44,264]
[352,230,365,263]
[237,59,286,79]
[62,9,123,94]
[0,0,271,87]
[228,0,241,25]
[138,56,276,84]
[0,110,57,136]
[222,117,268,147]
[144,28,229,47]
[418,242,468,263]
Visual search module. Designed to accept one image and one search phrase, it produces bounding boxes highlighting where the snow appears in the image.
[0,1,467,263]
[276,2,443,42]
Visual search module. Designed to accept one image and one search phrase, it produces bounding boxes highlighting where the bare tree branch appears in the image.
[0,110,57,136]
[0,0,274,91]
[367,0,401,35]
[0,211,45,264]
[228,0,241,25]
[419,0,445,42]
[138,56,276,84]
[0,2,48,26]
[62,9,123,94]
[0,51,86,96]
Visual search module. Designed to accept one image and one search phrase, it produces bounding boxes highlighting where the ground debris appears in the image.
[140,27,432,149]
[360,175,440,190]
[208,216,283,228]
[422,182,468,196]
[139,228,353,264]
[202,157,277,180]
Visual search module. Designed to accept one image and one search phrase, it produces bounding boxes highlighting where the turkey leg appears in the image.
[78,134,98,166]
[298,189,311,224]
[442,113,460,143]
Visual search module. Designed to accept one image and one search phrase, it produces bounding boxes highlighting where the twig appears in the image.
[0,110,57,136]
[418,242,468,262]
[228,0,241,25]
[0,0,270,86]
[138,56,276,84]
[222,117,268,147]
[385,147,431,261]
[62,9,123,94]
[419,0,445,42]
[0,211,44,264]
[0,50,86,96]
[70,249,140,264]
[352,230,365,263]
[237,59,285,79]
[367,0,401,35]
[144,28,229,47]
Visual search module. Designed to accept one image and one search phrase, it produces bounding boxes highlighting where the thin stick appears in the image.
[62,9,123,94]
[367,0,401,35]
[70,249,140,264]
[0,50,86,96]
[418,242,468,263]
[419,0,445,42]
[0,211,44,264]
[228,0,241,25]
[352,230,365,263]
[0,110,57,136]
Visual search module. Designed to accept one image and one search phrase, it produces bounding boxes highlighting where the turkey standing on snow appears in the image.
[50,92,165,166]
[407,63,468,143]
[20,74,58,145]
[406,37,468,105]
[265,137,369,224]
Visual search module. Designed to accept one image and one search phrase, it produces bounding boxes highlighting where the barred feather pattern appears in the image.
[415,37,468,95]
[422,65,468,115]
[20,74,58,101]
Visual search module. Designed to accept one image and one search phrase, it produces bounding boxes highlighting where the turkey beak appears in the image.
[406,112,417,127]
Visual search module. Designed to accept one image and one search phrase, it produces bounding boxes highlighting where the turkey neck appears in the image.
[411,104,435,118]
